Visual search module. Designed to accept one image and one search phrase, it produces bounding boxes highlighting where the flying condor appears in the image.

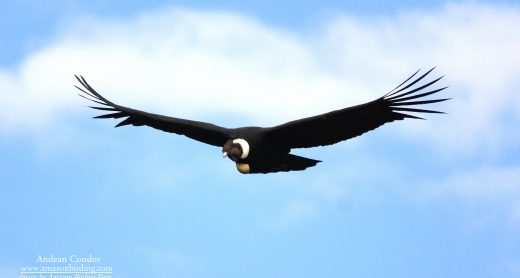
[75,68,449,174]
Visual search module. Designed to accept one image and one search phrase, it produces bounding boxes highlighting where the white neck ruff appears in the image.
[233,138,250,159]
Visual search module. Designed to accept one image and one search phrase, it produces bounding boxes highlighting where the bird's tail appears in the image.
[249,154,321,174]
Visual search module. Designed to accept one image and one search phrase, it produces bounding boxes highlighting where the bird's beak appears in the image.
[222,152,228,158]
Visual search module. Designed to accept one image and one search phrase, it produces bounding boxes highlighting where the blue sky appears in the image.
[1,1,520,277]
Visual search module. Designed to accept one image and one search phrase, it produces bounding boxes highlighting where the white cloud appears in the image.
[1,4,519,156]
[405,165,520,228]
[444,166,520,202]
[0,7,354,135]
[321,3,520,156]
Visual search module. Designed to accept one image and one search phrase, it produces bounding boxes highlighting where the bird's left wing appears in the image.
[75,75,231,147]
[265,68,449,149]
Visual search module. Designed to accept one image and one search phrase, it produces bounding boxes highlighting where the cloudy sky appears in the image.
[1,0,520,277]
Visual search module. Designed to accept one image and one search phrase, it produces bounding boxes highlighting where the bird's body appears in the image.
[75,68,448,174]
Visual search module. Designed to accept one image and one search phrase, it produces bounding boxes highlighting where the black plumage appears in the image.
[75,68,449,174]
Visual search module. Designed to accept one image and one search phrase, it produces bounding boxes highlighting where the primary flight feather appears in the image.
[75,68,449,174]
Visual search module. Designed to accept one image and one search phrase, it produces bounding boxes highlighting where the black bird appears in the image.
[75,68,448,174]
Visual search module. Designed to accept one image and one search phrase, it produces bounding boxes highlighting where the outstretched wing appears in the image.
[75,75,231,147]
[265,68,449,149]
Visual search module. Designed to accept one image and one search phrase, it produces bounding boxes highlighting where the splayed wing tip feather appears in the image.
[386,67,436,98]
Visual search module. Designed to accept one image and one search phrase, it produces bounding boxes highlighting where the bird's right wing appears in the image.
[75,75,231,147]
[265,68,449,149]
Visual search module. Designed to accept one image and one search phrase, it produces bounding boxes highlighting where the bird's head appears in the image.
[222,139,250,162]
